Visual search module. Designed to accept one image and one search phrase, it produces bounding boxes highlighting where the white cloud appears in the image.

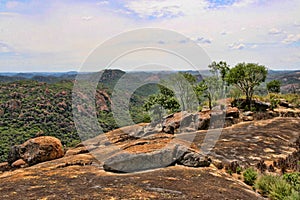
[194,37,212,44]
[124,0,209,18]
[0,42,13,53]
[282,34,300,44]
[229,43,246,50]
[268,28,282,35]
[250,44,257,49]
[81,16,93,21]
[96,1,109,6]
[232,0,258,8]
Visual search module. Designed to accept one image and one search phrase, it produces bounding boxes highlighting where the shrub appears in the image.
[236,166,242,175]
[250,172,300,200]
[269,178,292,200]
[267,80,281,93]
[243,167,258,186]
[283,172,300,191]
[255,175,279,196]
[284,190,300,200]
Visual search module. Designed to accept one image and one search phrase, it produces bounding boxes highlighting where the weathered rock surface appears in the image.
[103,144,211,173]
[147,107,239,136]
[8,136,64,166]
[11,159,27,168]
[0,162,10,172]
[232,99,271,111]
[1,117,299,199]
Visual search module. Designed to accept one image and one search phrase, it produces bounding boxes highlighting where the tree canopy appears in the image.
[226,63,267,106]
[267,80,281,93]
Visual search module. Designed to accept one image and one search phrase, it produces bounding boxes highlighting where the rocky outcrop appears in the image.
[149,107,239,136]
[95,90,112,112]
[232,99,271,111]
[103,144,211,173]
[8,136,64,167]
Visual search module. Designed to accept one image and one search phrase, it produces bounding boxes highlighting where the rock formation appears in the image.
[7,136,64,167]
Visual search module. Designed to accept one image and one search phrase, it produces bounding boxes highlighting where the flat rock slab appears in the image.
[103,144,211,173]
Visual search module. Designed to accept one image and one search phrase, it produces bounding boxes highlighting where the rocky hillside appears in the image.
[0,114,299,199]
[0,79,122,162]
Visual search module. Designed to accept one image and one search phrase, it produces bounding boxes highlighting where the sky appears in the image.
[0,0,300,72]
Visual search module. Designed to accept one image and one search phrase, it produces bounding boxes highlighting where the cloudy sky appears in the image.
[0,0,300,72]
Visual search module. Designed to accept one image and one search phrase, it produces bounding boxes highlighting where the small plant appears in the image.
[227,169,233,176]
[270,96,280,110]
[236,166,242,174]
[243,167,258,186]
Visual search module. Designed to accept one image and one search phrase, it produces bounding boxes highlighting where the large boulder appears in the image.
[8,136,64,166]
[103,144,211,173]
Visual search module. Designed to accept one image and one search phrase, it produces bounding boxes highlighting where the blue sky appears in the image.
[0,0,300,71]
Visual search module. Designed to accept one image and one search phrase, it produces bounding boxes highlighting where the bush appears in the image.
[255,175,279,196]
[267,80,281,93]
[255,173,300,200]
[269,178,292,200]
[243,168,258,186]
[284,190,300,200]
[283,172,300,191]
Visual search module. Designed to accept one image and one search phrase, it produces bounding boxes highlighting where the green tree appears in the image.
[143,85,180,125]
[267,80,281,93]
[208,61,230,82]
[195,77,220,110]
[195,61,229,110]
[226,63,267,108]
[160,72,198,112]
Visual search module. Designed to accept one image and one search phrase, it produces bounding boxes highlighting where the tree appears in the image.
[143,85,180,125]
[208,61,230,82]
[195,61,230,110]
[226,63,267,107]
[195,77,220,110]
[267,80,281,93]
[164,72,198,112]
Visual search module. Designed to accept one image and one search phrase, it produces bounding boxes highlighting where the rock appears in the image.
[243,111,253,116]
[226,107,239,118]
[103,144,211,173]
[7,145,21,164]
[0,162,10,172]
[162,122,176,134]
[65,146,90,157]
[103,147,177,173]
[8,136,64,166]
[212,159,224,169]
[243,116,254,121]
[177,153,211,167]
[279,99,289,108]
[254,100,271,111]
[231,99,270,111]
[197,111,211,130]
[11,159,27,168]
